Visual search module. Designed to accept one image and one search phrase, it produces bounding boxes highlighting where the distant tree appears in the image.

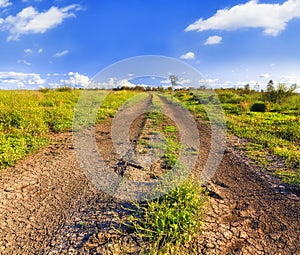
[244,84,250,93]
[266,80,275,92]
[254,82,260,92]
[169,75,178,86]
[264,81,297,103]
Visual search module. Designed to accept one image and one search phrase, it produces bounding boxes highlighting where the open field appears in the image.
[174,89,300,186]
[0,89,139,170]
[0,89,299,254]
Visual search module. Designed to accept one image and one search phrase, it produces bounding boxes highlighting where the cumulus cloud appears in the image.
[53,50,69,57]
[185,0,300,36]
[1,4,82,40]
[62,72,90,87]
[0,71,45,89]
[180,51,195,60]
[204,35,222,45]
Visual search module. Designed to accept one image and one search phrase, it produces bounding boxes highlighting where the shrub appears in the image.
[250,102,268,112]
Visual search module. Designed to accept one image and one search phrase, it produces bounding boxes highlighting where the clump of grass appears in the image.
[123,179,207,254]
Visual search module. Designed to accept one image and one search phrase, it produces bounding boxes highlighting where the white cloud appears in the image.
[1,4,82,40]
[180,51,195,60]
[62,72,90,87]
[0,71,45,88]
[279,74,300,85]
[38,48,43,53]
[53,50,69,57]
[185,0,300,36]
[259,73,270,79]
[204,35,222,45]
[17,59,31,66]
[24,48,33,54]
[0,0,11,8]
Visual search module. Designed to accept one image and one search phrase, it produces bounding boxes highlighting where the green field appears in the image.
[173,88,300,186]
[0,87,299,254]
[1,87,299,186]
[0,89,139,169]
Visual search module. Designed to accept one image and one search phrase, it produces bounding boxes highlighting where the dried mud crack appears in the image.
[0,93,299,254]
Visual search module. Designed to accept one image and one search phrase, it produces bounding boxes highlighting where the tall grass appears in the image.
[0,89,140,169]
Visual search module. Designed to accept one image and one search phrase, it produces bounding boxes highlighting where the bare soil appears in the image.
[0,94,299,254]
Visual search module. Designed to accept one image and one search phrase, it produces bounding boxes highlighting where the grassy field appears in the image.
[1,88,298,254]
[174,89,300,186]
[0,89,139,169]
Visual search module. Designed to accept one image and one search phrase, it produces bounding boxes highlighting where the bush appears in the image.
[250,102,269,112]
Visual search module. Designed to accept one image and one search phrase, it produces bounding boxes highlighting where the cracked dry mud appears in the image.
[0,94,299,254]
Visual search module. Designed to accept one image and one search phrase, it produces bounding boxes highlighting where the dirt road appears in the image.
[0,93,299,254]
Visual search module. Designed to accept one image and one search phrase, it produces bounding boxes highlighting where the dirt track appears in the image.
[0,93,299,254]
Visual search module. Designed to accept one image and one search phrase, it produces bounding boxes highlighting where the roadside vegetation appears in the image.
[173,82,299,185]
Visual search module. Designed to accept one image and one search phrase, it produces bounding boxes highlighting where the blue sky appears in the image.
[0,0,300,90]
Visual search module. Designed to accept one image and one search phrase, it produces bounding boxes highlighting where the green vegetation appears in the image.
[123,179,207,254]
[174,85,300,185]
[113,93,207,254]
[0,89,139,169]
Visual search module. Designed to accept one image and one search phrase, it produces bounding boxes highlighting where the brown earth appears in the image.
[0,94,299,254]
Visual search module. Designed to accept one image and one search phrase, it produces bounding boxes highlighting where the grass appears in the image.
[123,179,207,254]
[174,89,300,185]
[114,93,207,254]
[0,89,140,170]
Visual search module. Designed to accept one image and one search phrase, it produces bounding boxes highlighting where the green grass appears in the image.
[121,179,207,255]
[174,89,300,185]
[0,89,140,170]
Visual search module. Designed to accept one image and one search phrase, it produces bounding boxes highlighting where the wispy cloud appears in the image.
[204,35,222,45]
[17,59,32,66]
[24,48,33,54]
[185,0,300,36]
[53,50,69,57]
[0,0,12,8]
[180,51,195,60]
[1,4,82,41]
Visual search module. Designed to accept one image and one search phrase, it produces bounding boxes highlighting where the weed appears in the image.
[122,179,207,254]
